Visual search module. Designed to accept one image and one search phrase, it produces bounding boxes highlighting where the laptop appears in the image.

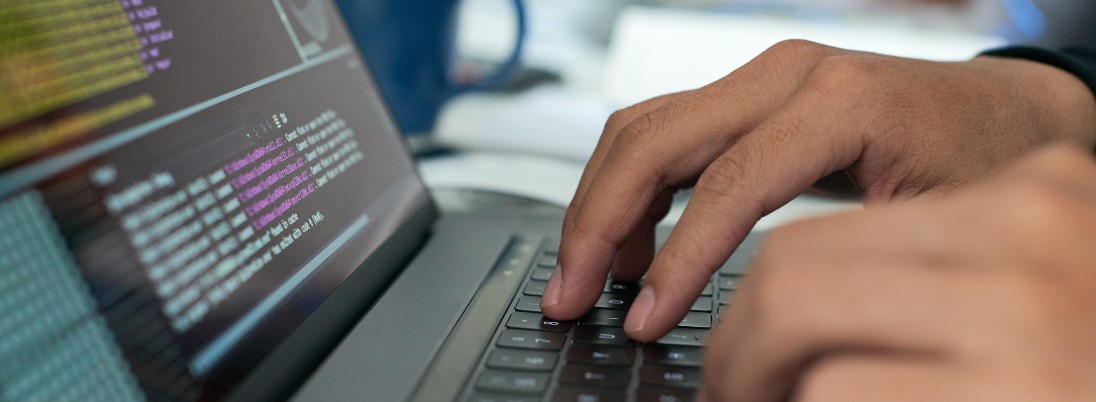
[0,0,759,401]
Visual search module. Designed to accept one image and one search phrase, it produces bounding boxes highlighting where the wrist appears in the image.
[972,55,1096,151]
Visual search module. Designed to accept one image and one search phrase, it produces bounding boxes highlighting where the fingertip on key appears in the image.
[624,286,656,336]
[541,264,563,308]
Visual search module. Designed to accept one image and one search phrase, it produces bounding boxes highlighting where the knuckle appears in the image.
[658,237,717,275]
[796,54,914,143]
[612,113,657,153]
[764,39,826,60]
[567,205,598,239]
[606,113,668,183]
[563,202,582,228]
[604,109,638,135]
[693,154,753,201]
[748,40,831,79]
[563,201,602,244]
[687,153,773,231]
[802,55,879,97]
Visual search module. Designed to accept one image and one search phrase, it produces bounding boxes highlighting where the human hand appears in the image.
[703,145,1096,401]
[540,40,1096,341]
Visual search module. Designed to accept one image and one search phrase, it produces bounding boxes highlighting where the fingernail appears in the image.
[542,264,563,307]
[625,286,656,334]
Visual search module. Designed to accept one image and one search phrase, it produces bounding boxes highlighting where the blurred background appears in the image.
[352,0,1094,220]
[439,0,1092,154]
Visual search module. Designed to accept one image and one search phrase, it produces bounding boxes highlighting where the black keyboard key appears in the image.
[524,281,546,296]
[690,297,712,312]
[643,345,703,367]
[566,344,635,367]
[515,296,543,313]
[574,325,635,347]
[640,366,702,389]
[530,268,553,281]
[487,348,557,371]
[466,393,540,402]
[559,364,631,388]
[677,312,712,329]
[717,276,740,290]
[497,329,566,351]
[507,312,572,333]
[594,293,635,310]
[579,308,627,327]
[655,328,709,347]
[476,370,550,394]
[551,387,626,402]
[636,388,695,402]
[718,290,734,305]
[603,281,641,294]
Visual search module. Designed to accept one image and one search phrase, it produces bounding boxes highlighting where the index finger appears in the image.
[542,40,838,321]
[622,82,871,340]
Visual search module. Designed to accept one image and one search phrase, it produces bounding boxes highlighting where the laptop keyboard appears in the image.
[461,233,762,402]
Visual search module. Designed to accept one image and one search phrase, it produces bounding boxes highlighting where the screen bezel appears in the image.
[223,192,436,402]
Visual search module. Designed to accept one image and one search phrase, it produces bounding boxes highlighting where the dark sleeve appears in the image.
[981,46,1096,97]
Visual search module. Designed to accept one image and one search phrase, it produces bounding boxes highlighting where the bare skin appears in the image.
[539,40,1096,398]
[706,146,1096,401]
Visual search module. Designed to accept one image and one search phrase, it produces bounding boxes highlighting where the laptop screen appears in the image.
[0,0,430,399]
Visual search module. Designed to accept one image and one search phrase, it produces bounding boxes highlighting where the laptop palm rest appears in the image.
[292,214,559,401]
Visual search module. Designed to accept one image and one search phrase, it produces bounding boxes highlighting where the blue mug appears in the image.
[335,0,527,135]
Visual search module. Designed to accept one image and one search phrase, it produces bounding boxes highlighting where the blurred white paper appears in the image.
[418,152,585,207]
[434,86,614,162]
[605,7,1007,105]
[418,152,860,229]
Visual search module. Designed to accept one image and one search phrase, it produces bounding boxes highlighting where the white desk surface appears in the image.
[419,152,860,230]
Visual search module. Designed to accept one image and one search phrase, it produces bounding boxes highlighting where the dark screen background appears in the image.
[0,0,428,400]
